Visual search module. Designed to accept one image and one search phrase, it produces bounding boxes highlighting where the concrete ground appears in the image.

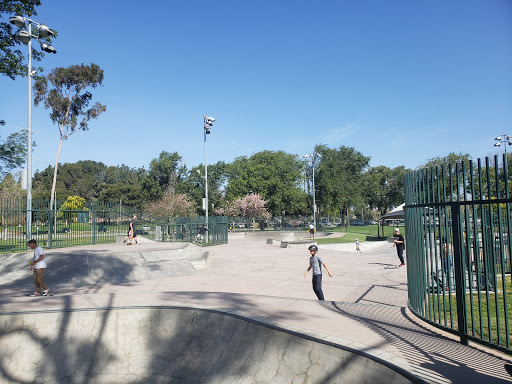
[1,233,511,383]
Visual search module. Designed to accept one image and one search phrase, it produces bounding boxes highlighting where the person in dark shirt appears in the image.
[195,224,208,242]
[393,228,405,266]
[123,214,139,245]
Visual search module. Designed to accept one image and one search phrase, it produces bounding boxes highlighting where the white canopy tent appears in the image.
[381,203,405,220]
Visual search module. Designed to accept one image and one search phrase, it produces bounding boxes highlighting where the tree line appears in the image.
[0,147,415,220]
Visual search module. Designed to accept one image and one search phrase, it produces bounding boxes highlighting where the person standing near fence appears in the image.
[309,223,315,238]
[393,228,405,266]
[441,237,453,277]
[123,214,139,245]
[196,224,208,242]
[304,244,333,300]
[27,239,49,295]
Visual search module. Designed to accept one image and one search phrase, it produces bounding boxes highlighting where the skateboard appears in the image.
[25,291,54,297]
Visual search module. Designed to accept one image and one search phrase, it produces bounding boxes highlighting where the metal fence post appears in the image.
[92,209,96,244]
[451,204,469,345]
[48,209,53,248]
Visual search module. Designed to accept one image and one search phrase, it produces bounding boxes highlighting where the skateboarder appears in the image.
[27,239,49,296]
[196,224,208,242]
[123,214,139,245]
[304,244,333,300]
[355,238,361,253]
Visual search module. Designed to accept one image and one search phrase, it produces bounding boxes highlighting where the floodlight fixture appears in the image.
[204,115,215,134]
[10,16,26,28]
[37,24,54,37]
[39,40,56,54]
[494,134,512,155]
[17,30,31,44]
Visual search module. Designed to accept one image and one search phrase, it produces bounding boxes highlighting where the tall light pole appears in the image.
[494,135,512,155]
[10,16,57,241]
[303,152,322,229]
[203,116,215,231]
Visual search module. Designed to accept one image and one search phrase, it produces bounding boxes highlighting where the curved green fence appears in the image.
[404,155,512,353]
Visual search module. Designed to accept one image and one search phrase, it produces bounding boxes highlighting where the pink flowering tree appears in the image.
[214,200,241,217]
[216,193,270,230]
[238,193,271,220]
[145,187,196,218]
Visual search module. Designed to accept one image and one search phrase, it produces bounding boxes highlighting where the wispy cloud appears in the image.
[321,124,360,144]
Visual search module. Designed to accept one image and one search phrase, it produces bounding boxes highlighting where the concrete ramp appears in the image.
[0,244,209,289]
[280,240,317,248]
[0,307,417,384]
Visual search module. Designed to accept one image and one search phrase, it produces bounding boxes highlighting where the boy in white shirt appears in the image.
[27,239,49,295]
[355,238,361,253]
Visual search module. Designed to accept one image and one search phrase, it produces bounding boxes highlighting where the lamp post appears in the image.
[494,135,512,155]
[303,152,322,230]
[203,116,215,232]
[10,15,57,241]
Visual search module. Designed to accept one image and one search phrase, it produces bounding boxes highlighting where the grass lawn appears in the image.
[315,225,404,244]
[428,275,512,349]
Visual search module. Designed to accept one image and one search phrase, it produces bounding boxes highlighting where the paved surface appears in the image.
[1,233,511,383]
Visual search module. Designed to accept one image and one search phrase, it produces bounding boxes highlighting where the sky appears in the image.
[1,0,511,176]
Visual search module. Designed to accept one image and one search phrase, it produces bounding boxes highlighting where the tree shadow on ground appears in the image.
[322,298,512,384]
[0,299,415,384]
[366,236,389,242]
[0,247,200,294]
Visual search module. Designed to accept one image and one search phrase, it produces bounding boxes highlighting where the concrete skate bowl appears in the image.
[0,307,421,384]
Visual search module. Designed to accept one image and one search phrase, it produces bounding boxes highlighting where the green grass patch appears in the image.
[316,225,402,244]
[316,232,367,244]
[323,225,404,238]
[428,276,512,349]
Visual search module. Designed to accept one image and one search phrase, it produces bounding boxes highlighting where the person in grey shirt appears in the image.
[304,245,333,300]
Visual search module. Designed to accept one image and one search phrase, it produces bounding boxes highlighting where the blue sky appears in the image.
[1,0,511,175]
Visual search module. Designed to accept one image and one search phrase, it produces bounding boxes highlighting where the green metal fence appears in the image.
[0,198,228,252]
[175,216,228,245]
[404,155,512,353]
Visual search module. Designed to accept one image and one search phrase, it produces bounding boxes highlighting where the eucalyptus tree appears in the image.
[33,63,106,213]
